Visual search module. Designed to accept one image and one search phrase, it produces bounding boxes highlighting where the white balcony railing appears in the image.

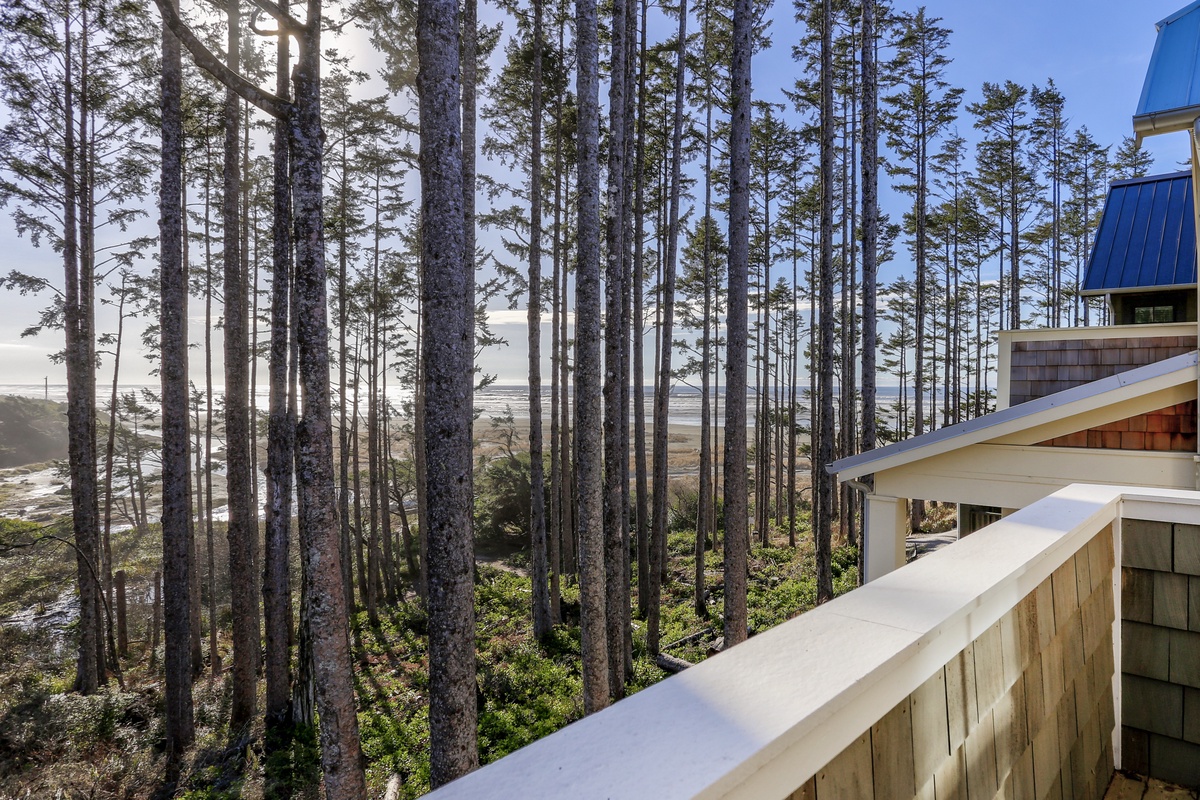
[427,484,1200,800]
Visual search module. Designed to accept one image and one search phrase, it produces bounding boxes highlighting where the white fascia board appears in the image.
[830,351,1198,482]
[874,445,1195,508]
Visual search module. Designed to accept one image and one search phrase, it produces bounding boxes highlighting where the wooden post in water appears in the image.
[115,569,128,657]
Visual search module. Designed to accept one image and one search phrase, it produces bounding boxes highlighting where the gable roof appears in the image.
[829,351,1199,482]
[1134,1,1200,137]
[1081,172,1196,295]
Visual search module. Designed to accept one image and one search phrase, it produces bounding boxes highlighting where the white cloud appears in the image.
[485,308,576,326]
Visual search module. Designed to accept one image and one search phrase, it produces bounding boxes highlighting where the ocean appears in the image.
[1,382,910,429]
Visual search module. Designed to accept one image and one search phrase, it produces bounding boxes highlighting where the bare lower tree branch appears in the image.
[148,0,291,119]
[246,0,308,37]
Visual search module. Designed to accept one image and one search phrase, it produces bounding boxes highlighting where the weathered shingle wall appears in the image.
[1036,401,1198,452]
[1120,519,1200,788]
[1008,336,1196,407]
[790,526,1116,800]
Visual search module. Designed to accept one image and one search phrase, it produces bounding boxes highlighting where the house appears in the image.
[830,167,1200,585]
[831,0,1200,583]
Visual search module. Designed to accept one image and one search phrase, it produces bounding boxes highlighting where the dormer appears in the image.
[1080,171,1197,325]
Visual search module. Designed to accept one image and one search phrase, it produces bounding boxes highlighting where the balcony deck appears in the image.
[1106,770,1200,798]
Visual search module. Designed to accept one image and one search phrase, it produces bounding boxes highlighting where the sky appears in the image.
[0,0,1194,388]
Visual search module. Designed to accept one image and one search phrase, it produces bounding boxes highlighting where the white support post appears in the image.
[863,494,907,582]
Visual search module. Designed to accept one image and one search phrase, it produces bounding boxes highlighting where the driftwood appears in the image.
[656,653,694,674]
[661,626,713,652]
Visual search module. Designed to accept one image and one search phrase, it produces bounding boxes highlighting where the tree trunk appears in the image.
[860,0,878,467]
[289,11,367,792]
[603,0,629,690]
[62,12,102,697]
[695,6,714,608]
[649,0,687,657]
[338,119,354,612]
[419,0,480,784]
[262,22,294,736]
[150,570,162,668]
[367,259,381,626]
[723,0,751,648]
[393,470,419,580]
[380,333,397,601]
[352,340,368,605]
[633,0,650,620]
[202,177,215,678]
[549,52,565,621]
[815,0,835,604]
[158,1,195,758]
[620,0,637,682]
[223,0,258,731]
[116,570,128,658]
[529,0,552,641]
[574,0,611,714]
[101,282,126,673]
[558,160,575,577]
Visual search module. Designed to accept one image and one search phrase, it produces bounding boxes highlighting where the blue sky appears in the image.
[0,0,1193,387]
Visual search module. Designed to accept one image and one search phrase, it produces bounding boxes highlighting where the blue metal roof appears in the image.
[1081,171,1196,295]
[1134,1,1200,136]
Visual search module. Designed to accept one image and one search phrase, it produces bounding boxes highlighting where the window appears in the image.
[1133,305,1174,323]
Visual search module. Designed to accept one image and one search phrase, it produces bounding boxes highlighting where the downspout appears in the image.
[1191,120,1200,490]
[846,476,873,586]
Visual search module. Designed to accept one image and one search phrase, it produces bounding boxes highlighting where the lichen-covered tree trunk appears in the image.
[549,83,564,623]
[620,0,637,680]
[528,0,552,642]
[633,0,650,620]
[723,0,751,649]
[380,334,397,601]
[816,0,836,604]
[101,283,125,672]
[648,0,687,657]
[696,54,714,610]
[602,0,628,690]
[158,0,194,760]
[222,0,258,731]
[200,181,215,679]
[419,0,480,784]
[61,12,102,697]
[262,24,293,736]
[76,8,105,685]
[860,0,878,576]
[337,150,354,611]
[549,42,568,618]
[367,263,381,625]
[574,0,611,714]
[289,12,366,793]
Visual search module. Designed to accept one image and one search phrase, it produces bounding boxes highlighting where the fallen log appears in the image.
[655,653,694,674]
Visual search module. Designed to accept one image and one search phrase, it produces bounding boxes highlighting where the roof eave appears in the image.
[1080,282,1198,297]
[829,351,1200,481]
[1133,107,1200,138]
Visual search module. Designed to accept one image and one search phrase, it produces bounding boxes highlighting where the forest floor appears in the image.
[0,508,856,799]
[0,393,839,797]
